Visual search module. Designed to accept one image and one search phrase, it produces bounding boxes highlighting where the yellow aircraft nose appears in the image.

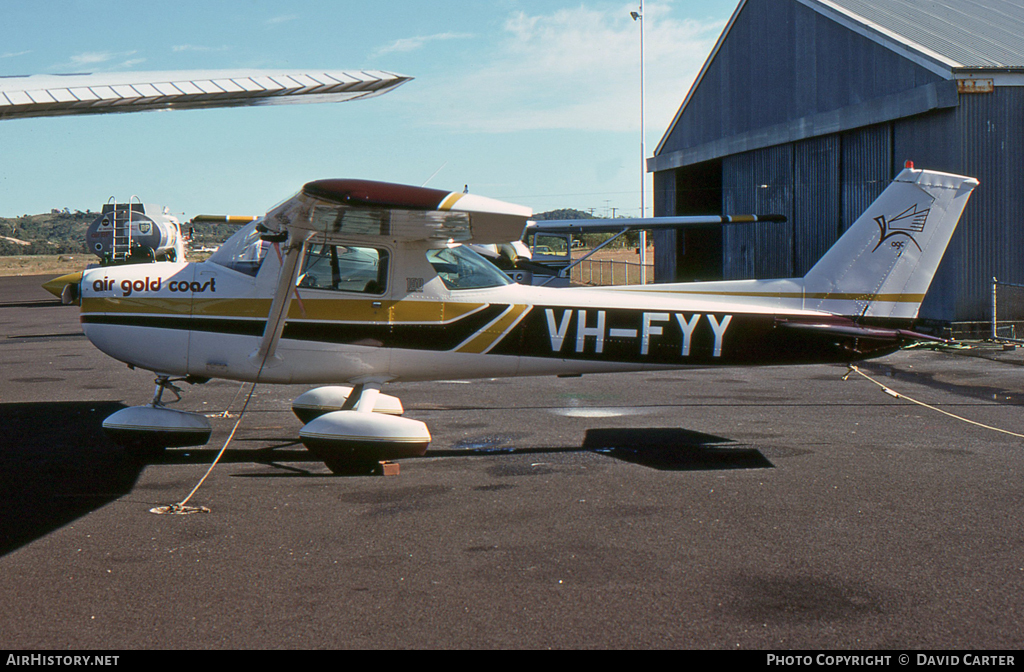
[42,271,84,304]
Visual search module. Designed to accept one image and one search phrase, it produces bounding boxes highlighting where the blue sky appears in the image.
[0,0,738,219]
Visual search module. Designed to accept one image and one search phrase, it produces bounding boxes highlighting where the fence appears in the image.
[992,278,1024,342]
[568,258,655,286]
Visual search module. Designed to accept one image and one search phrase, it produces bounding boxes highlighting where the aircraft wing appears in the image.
[259,179,533,245]
[525,214,786,235]
[252,179,531,364]
[0,69,410,120]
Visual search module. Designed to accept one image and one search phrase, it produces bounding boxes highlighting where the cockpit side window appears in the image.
[298,244,389,294]
[207,222,268,277]
[426,245,512,290]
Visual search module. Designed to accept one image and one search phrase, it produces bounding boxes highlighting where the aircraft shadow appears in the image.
[0,404,773,555]
[428,427,775,472]
[0,401,140,557]
[116,426,775,478]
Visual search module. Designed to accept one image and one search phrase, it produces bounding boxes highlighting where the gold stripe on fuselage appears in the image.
[82,296,491,325]
[617,288,926,303]
[454,304,531,354]
[81,297,192,316]
[438,193,465,211]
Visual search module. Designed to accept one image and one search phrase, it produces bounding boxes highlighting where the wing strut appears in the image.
[252,231,308,367]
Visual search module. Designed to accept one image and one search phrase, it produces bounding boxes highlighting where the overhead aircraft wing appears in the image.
[525,213,786,235]
[0,69,410,120]
[259,179,533,245]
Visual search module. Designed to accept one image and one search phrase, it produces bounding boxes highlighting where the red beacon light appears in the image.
[905,160,915,169]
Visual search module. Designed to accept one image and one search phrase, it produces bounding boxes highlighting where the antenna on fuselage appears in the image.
[421,161,449,187]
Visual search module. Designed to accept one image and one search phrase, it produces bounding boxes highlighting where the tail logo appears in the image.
[873,204,930,253]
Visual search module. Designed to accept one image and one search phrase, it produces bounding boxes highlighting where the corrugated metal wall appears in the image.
[722,146,795,279]
[721,129,891,281]
[955,88,1024,322]
[841,125,893,234]
[793,135,841,275]
[660,0,944,156]
[893,109,961,322]
[652,170,678,283]
[891,92,1024,323]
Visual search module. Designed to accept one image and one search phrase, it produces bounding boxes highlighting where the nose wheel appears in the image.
[102,375,213,452]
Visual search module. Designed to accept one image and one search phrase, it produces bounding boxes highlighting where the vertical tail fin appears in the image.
[802,167,978,320]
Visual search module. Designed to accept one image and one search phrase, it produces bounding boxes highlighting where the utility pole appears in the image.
[631,1,647,284]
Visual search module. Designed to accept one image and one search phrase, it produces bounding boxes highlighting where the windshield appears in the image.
[207,222,268,276]
[426,245,512,290]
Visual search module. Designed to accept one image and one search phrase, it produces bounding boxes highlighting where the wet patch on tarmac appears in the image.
[860,360,1024,407]
[486,461,558,477]
[9,376,65,383]
[729,574,901,625]
[338,485,454,517]
[451,433,530,452]
[758,445,813,459]
[603,504,667,518]
[472,483,516,493]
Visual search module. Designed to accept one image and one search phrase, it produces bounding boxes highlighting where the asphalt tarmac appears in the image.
[1,273,1023,650]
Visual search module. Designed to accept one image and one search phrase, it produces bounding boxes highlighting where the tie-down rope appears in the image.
[843,365,1024,440]
[150,242,294,515]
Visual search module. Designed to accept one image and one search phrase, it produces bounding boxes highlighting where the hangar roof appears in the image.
[811,0,1024,70]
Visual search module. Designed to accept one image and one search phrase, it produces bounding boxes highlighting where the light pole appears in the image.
[631,2,647,284]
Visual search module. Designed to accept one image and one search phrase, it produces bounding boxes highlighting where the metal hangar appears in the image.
[648,0,1024,330]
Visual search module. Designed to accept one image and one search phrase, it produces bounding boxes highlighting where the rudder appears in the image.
[802,167,978,320]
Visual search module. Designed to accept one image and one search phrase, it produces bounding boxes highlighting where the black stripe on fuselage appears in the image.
[83,304,901,366]
[81,304,510,351]
[489,306,901,366]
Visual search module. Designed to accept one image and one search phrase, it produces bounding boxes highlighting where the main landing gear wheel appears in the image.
[296,384,429,475]
[102,375,212,453]
[291,385,404,423]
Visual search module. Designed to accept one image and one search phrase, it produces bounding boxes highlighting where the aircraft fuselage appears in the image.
[79,248,902,387]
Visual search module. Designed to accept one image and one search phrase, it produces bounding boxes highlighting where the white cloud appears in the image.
[413,2,725,135]
[172,44,229,53]
[67,51,138,67]
[1,51,31,59]
[266,14,298,26]
[372,32,475,58]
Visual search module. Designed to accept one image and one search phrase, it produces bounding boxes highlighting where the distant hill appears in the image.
[531,208,596,221]
[1,206,606,257]
[0,211,96,256]
[0,209,239,257]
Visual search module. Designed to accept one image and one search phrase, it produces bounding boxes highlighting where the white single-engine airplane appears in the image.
[68,165,977,472]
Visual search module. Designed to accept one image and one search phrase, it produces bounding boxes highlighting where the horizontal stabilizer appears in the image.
[526,214,786,235]
[777,317,948,343]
